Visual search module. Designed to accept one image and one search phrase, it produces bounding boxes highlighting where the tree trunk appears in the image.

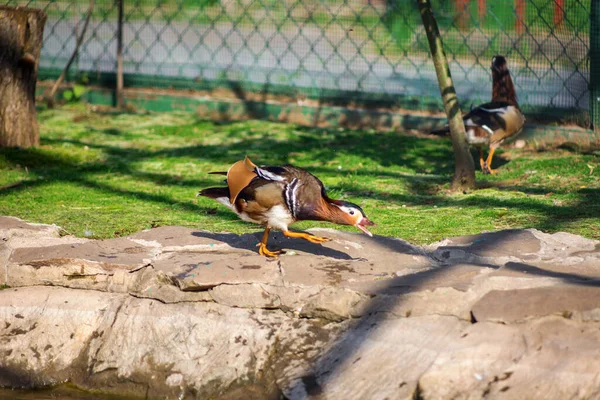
[417,0,475,191]
[0,6,47,148]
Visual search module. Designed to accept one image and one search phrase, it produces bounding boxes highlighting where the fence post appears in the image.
[553,0,564,27]
[116,0,124,108]
[515,0,526,34]
[592,0,600,131]
[454,0,468,31]
[478,0,486,21]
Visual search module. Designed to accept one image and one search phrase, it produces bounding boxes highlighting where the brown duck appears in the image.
[432,55,526,174]
[198,157,375,257]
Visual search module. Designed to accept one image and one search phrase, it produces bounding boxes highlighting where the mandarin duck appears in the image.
[432,55,525,174]
[197,157,375,257]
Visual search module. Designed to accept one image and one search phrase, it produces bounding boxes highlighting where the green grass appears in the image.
[1,105,599,244]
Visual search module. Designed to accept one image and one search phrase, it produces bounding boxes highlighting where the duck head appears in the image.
[328,200,375,237]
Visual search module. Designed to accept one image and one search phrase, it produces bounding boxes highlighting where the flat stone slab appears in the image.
[0,216,60,234]
[472,285,600,323]
[10,237,154,272]
[155,251,283,290]
[1,216,600,399]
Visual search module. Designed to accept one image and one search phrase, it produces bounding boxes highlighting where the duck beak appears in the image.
[355,217,375,237]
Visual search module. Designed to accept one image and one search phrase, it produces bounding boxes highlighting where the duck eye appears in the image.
[349,210,355,215]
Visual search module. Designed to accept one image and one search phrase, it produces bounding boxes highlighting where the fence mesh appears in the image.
[4,0,591,118]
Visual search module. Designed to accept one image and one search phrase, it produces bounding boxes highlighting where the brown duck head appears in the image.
[320,199,375,236]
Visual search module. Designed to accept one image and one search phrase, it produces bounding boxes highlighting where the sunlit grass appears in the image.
[1,104,599,244]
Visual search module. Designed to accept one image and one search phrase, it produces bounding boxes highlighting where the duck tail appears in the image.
[430,126,450,136]
[196,187,230,199]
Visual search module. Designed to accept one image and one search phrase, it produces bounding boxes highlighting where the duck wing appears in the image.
[463,101,511,133]
[464,101,524,142]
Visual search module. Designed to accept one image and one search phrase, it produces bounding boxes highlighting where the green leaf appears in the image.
[62,90,73,101]
[72,84,86,99]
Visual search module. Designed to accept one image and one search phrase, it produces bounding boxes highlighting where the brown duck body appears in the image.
[465,55,524,147]
[235,165,332,228]
[198,157,374,257]
[463,101,525,149]
[433,55,525,174]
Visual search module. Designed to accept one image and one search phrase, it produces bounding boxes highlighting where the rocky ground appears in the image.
[1,216,600,399]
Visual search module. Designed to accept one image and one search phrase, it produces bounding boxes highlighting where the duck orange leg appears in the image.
[483,147,497,175]
[478,148,486,171]
[257,227,281,258]
[283,230,330,244]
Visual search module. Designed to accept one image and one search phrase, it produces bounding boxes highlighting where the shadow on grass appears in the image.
[1,118,599,397]
[0,120,598,239]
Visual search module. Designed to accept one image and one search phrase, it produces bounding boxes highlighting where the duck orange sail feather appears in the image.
[226,156,258,204]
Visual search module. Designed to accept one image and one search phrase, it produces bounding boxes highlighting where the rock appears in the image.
[85,295,288,398]
[281,315,468,400]
[209,283,282,309]
[417,321,527,399]
[0,216,62,239]
[0,243,10,286]
[428,228,600,268]
[9,237,154,273]
[491,259,600,282]
[2,217,600,399]
[0,286,338,399]
[486,317,600,399]
[471,285,600,323]
[155,251,282,291]
[372,286,477,320]
[0,286,124,387]
[427,229,542,266]
[300,287,367,321]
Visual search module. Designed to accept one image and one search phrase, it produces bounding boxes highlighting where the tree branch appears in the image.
[44,0,95,107]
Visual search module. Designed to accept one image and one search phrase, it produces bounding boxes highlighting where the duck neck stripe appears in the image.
[284,178,299,218]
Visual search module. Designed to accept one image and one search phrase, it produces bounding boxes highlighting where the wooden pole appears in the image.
[478,0,486,22]
[116,0,124,108]
[554,0,564,28]
[591,0,600,131]
[454,0,469,31]
[417,0,476,191]
[515,0,526,34]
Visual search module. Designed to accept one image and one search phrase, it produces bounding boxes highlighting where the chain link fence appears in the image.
[5,0,591,120]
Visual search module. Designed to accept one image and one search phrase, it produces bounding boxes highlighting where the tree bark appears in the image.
[0,6,47,148]
[417,0,475,191]
[45,0,94,108]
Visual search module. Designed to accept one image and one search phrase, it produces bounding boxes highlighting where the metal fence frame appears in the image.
[5,0,596,129]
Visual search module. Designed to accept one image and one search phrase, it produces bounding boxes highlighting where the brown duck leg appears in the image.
[284,230,330,244]
[257,227,281,258]
[478,148,486,171]
[483,147,497,175]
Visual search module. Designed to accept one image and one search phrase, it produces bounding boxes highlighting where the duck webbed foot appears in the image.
[284,230,330,244]
[258,242,281,258]
[482,147,497,175]
[257,227,281,258]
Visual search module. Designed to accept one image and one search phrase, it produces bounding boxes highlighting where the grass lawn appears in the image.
[0,104,599,244]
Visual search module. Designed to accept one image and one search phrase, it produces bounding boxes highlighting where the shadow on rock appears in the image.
[191,230,358,260]
[504,262,600,287]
